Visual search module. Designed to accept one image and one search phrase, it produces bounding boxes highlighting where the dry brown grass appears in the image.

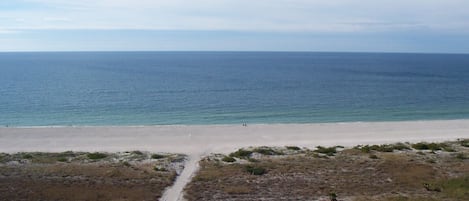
[185,141,469,201]
[0,152,181,201]
[222,185,253,194]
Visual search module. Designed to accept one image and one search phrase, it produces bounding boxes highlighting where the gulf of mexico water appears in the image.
[1,51,469,126]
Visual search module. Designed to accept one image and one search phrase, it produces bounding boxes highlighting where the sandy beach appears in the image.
[1,119,469,201]
[1,120,469,154]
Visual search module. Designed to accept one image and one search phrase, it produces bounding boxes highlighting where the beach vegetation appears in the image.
[244,165,266,175]
[229,149,253,159]
[170,155,186,163]
[247,158,260,162]
[286,146,301,151]
[354,196,438,201]
[437,175,469,200]
[329,192,338,201]
[57,157,67,162]
[57,151,77,158]
[222,156,236,163]
[315,146,337,156]
[411,142,452,151]
[223,185,252,194]
[0,153,8,163]
[355,143,410,153]
[458,139,469,147]
[455,153,468,160]
[131,150,143,155]
[87,152,107,160]
[151,154,166,159]
[252,147,283,155]
[22,153,33,159]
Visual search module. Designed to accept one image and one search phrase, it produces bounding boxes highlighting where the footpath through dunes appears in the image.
[160,153,203,201]
[1,120,469,200]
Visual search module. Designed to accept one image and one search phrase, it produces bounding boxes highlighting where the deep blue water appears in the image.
[1,52,469,126]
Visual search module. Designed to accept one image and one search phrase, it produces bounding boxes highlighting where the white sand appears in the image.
[1,120,468,154]
[2,120,469,201]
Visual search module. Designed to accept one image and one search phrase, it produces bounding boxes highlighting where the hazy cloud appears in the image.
[1,0,467,33]
[1,0,469,52]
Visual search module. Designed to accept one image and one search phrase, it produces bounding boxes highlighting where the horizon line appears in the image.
[1,50,468,55]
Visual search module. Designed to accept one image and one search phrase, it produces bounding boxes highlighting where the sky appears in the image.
[1,0,469,53]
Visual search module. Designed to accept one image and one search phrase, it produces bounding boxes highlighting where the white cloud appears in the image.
[2,0,469,33]
[0,29,21,34]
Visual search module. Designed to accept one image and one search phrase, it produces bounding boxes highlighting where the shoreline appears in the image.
[3,118,469,128]
[1,119,469,154]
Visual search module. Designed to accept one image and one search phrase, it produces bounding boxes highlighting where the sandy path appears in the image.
[160,153,202,201]
[2,120,469,201]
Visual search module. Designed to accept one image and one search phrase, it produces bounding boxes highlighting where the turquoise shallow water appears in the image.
[1,52,469,126]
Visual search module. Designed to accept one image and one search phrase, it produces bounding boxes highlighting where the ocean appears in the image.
[1,52,469,126]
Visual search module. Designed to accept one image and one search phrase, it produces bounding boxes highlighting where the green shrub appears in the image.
[443,147,457,152]
[315,146,337,156]
[0,154,5,163]
[329,192,338,201]
[458,139,469,147]
[252,147,282,155]
[87,152,107,160]
[57,151,76,158]
[286,146,301,151]
[455,153,468,160]
[412,142,449,151]
[57,157,67,162]
[222,156,236,163]
[438,175,469,200]
[245,165,266,175]
[151,154,166,159]
[22,153,33,159]
[355,143,410,153]
[229,149,253,159]
[423,183,441,192]
[131,150,143,155]
[247,158,259,163]
[355,145,371,153]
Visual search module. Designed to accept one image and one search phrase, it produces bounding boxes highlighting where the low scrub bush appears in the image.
[437,175,469,200]
[131,150,143,155]
[151,154,166,159]
[87,152,107,160]
[455,153,468,160]
[355,143,410,153]
[458,139,469,147]
[22,153,33,159]
[245,165,266,175]
[411,142,451,151]
[315,146,337,156]
[286,146,301,151]
[57,157,67,162]
[229,149,253,159]
[252,147,282,155]
[222,156,236,163]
